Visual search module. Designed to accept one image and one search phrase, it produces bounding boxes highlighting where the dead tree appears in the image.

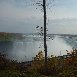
[43,0,47,73]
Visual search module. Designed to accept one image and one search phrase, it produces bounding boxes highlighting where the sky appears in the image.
[0,0,77,34]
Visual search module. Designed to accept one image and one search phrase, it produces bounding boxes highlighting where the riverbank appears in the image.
[0,32,24,41]
[0,49,77,77]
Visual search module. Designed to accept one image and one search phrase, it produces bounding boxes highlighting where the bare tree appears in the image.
[36,0,47,72]
[43,0,47,72]
[27,0,54,74]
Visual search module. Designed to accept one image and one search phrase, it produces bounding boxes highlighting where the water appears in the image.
[0,34,77,62]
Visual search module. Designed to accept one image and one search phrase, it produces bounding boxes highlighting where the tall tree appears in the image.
[43,0,47,72]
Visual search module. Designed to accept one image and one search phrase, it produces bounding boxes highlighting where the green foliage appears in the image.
[0,32,24,41]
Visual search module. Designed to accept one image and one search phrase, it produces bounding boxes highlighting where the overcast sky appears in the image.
[0,0,77,34]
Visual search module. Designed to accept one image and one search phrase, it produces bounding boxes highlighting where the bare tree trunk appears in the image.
[43,0,47,73]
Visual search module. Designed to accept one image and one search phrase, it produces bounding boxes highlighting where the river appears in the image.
[0,34,77,62]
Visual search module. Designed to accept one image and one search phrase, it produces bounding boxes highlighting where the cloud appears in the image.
[48,18,77,34]
[0,0,43,33]
[0,0,77,34]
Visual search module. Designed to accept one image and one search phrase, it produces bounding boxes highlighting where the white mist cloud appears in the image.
[47,36,72,56]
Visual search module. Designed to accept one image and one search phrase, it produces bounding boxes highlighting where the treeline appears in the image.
[0,32,24,41]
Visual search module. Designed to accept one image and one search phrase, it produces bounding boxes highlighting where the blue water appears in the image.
[0,34,77,62]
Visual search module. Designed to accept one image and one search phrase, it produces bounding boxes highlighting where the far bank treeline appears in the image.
[0,32,25,41]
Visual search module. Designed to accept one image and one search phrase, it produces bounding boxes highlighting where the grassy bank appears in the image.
[0,49,77,77]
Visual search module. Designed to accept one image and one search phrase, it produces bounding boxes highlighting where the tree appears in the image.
[43,0,48,73]
[26,0,54,74]
[36,0,47,72]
